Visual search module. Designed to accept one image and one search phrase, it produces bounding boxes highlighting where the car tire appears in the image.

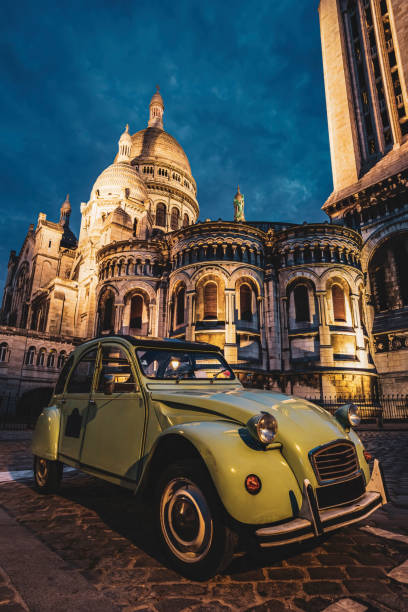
[33,456,63,493]
[156,459,237,580]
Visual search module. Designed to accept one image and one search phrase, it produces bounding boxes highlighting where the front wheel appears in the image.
[157,460,237,580]
[33,456,63,493]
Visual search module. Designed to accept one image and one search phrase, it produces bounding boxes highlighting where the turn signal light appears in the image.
[245,474,262,495]
[363,450,373,462]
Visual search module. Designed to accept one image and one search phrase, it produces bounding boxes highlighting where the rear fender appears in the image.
[158,421,302,525]
[32,406,61,461]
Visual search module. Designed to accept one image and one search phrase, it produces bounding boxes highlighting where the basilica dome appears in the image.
[91,161,148,202]
[130,128,191,175]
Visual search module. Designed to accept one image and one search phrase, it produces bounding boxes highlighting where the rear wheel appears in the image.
[33,456,62,493]
[157,460,237,580]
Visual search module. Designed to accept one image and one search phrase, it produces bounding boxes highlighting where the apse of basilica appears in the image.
[1,0,408,408]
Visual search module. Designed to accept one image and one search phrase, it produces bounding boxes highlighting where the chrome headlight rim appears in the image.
[347,404,361,427]
[247,411,278,445]
[334,402,361,429]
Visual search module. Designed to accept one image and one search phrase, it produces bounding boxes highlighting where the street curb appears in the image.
[0,506,120,611]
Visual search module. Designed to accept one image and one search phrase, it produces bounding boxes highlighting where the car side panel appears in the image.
[32,406,61,461]
[158,421,303,525]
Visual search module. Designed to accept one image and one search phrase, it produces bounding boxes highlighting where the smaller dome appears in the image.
[150,87,164,109]
[234,185,243,201]
[119,124,132,146]
[61,193,71,212]
[91,162,148,202]
[111,206,132,228]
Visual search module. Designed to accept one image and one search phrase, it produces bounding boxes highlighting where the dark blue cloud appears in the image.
[0,0,332,286]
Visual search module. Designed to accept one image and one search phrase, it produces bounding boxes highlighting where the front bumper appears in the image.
[255,459,387,548]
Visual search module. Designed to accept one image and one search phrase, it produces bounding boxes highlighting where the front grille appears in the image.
[310,440,359,484]
[316,473,365,509]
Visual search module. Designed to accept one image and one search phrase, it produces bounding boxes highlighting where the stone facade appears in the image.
[319,0,408,393]
[2,16,408,407]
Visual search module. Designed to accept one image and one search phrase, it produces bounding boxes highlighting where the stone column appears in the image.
[280,296,290,370]
[186,290,196,341]
[351,292,366,365]
[258,296,267,369]
[316,290,333,367]
[224,288,237,363]
[114,303,124,333]
[148,303,155,336]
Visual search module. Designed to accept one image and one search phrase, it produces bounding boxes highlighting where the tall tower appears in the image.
[319,0,408,394]
[319,0,408,199]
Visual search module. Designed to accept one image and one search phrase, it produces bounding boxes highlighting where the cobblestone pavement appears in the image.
[0,431,407,611]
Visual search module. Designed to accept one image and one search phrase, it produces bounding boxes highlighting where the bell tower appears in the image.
[319,0,408,198]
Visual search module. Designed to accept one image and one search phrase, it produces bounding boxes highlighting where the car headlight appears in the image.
[334,403,361,429]
[247,412,278,445]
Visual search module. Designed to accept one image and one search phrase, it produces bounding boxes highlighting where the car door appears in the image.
[58,347,98,464]
[80,342,146,483]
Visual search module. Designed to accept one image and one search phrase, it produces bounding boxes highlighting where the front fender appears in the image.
[162,421,302,525]
[32,406,61,461]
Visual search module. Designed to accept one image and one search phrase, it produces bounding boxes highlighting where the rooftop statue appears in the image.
[233,185,245,222]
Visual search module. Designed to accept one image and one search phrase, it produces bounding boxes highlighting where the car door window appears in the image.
[54,355,74,395]
[66,349,97,393]
[96,345,139,393]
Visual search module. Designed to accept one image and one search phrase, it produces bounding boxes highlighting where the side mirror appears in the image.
[103,373,115,395]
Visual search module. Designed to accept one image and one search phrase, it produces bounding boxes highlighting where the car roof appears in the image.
[83,334,222,353]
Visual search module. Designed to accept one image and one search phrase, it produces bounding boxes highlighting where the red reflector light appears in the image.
[363,450,373,462]
[245,474,262,495]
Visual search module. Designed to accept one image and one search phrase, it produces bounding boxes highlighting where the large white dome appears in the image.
[91,161,148,202]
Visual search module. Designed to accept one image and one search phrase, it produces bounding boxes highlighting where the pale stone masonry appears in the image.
[2,11,408,409]
[319,0,408,393]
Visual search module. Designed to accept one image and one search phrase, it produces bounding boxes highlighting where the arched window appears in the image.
[47,350,56,368]
[57,351,66,369]
[37,348,46,367]
[240,284,252,322]
[204,282,217,319]
[332,285,346,322]
[100,291,115,331]
[25,346,35,366]
[130,295,143,330]
[176,287,185,325]
[183,213,189,227]
[0,342,8,362]
[294,285,310,322]
[170,207,180,230]
[156,203,166,227]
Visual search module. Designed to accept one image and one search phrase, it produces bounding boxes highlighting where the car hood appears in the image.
[150,385,352,449]
[149,385,362,489]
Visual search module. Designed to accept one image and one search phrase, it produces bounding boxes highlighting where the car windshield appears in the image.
[136,349,235,381]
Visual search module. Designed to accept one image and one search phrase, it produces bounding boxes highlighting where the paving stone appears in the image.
[344,566,385,579]
[256,581,303,598]
[317,555,357,567]
[192,604,232,612]
[344,580,392,595]
[156,598,200,612]
[245,600,287,612]
[265,567,305,580]
[307,567,347,580]
[303,582,344,596]
[320,599,367,612]
[293,597,333,612]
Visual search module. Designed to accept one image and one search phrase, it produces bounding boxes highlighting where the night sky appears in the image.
[1,0,332,288]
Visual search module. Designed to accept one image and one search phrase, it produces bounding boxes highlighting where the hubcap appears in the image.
[160,477,213,564]
[36,458,48,487]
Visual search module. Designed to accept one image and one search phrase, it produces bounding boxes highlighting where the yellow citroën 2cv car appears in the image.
[32,335,387,579]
